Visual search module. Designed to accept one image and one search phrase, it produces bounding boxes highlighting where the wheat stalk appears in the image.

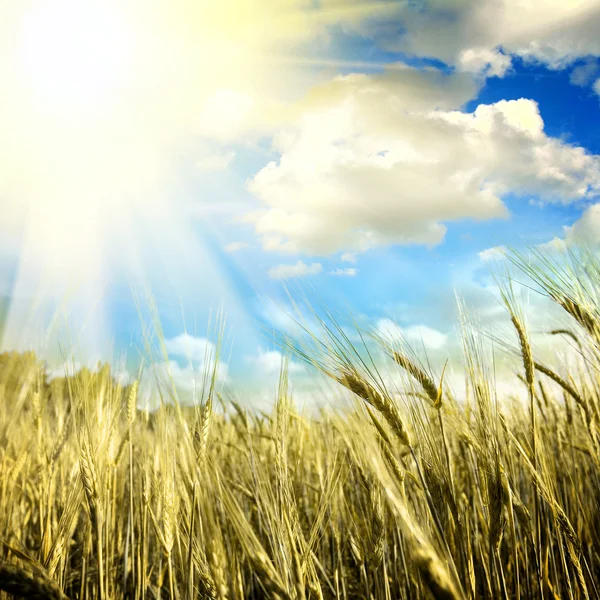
[392,352,443,409]
[0,563,69,600]
[337,370,411,447]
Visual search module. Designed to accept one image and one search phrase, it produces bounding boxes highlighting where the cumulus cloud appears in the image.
[358,0,600,74]
[4,0,598,265]
[268,261,323,280]
[248,70,600,256]
[538,236,568,252]
[145,359,228,405]
[224,241,249,253]
[479,246,507,261]
[164,333,216,365]
[458,48,512,77]
[330,267,358,277]
[566,203,600,246]
[594,78,600,97]
[139,333,229,406]
[3,0,599,257]
[538,203,600,250]
[246,349,306,375]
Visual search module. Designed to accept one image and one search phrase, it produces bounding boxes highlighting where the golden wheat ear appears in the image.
[0,562,69,600]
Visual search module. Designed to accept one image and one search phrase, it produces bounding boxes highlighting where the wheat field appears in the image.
[1,247,600,600]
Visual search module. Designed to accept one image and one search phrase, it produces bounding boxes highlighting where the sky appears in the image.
[1,0,600,408]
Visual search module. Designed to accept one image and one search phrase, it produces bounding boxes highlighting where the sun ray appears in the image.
[0,0,403,366]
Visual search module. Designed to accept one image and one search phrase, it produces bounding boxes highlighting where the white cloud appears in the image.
[196,150,236,171]
[3,0,600,269]
[330,267,358,277]
[594,78,600,97]
[341,252,357,263]
[458,48,512,77]
[146,359,228,404]
[538,236,568,252]
[401,326,448,351]
[538,203,600,249]
[268,261,323,280]
[248,70,600,256]
[143,333,228,406]
[358,0,600,74]
[164,333,215,365]
[479,246,507,261]
[246,349,306,375]
[224,241,249,253]
[566,203,600,246]
[376,319,448,350]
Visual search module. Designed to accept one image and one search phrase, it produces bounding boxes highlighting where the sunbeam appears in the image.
[0,0,333,361]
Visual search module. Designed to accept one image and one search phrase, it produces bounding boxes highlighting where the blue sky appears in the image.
[1,0,599,405]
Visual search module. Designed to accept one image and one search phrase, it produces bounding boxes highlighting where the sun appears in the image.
[16,0,136,112]
[0,0,325,359]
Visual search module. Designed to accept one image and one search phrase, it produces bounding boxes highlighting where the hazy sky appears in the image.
[1,0,599,405]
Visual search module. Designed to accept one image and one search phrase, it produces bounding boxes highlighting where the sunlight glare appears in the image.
[0,0,322,360]
[17,0,136,111]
